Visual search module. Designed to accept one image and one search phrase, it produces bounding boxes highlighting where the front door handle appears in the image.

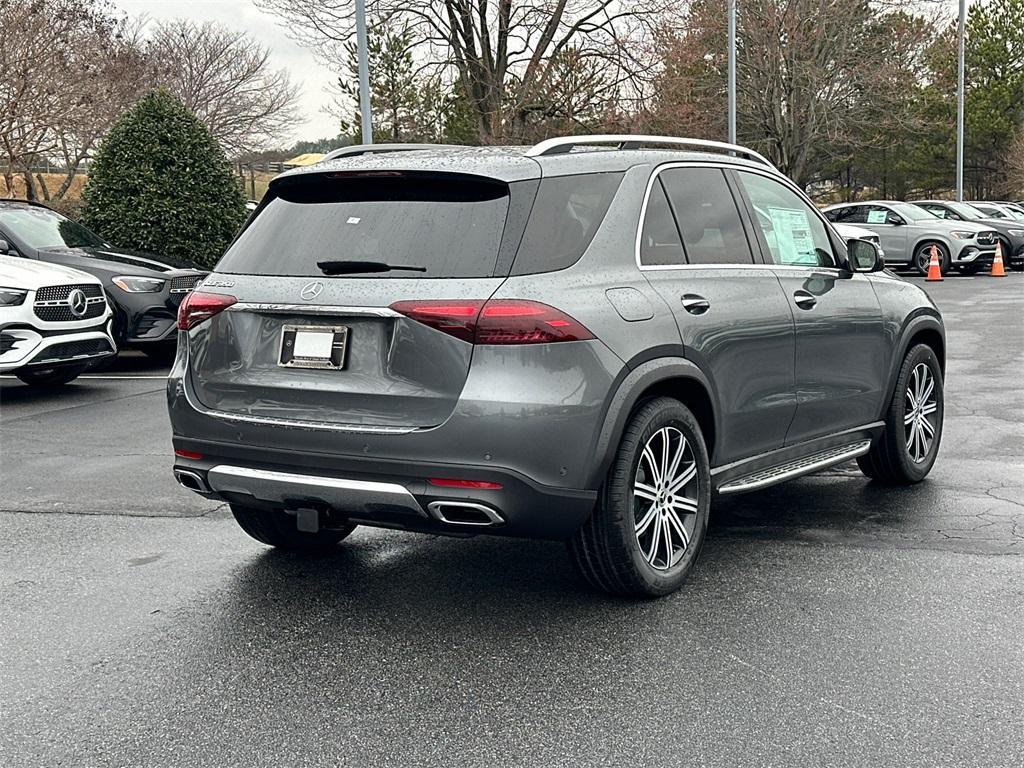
[681,294,711,314]
[793,290,817,310]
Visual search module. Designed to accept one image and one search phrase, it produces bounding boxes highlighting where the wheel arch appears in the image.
[880,313,946,419]
[588,357,720,488]
[910,236,953,260]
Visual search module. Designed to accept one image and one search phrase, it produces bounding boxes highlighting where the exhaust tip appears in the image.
[174,469,210,494]
[427,501,504,527]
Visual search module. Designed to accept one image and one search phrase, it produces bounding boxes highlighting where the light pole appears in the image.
[956,0,966,201]
[728,0,737,144]
[355,0,373,144]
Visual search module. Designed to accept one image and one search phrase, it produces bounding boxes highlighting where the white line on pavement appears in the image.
[0,375,168,380]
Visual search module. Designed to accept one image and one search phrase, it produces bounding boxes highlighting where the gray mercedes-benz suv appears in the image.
[169,136,945,597]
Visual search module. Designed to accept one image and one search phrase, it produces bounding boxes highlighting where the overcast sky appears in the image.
[113,0,340,143]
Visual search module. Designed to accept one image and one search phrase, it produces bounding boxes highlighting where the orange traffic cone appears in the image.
[990,241,1007,277]
[925,245,943,281]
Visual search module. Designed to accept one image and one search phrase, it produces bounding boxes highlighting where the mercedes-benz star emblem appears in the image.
[67,289,88,318]
[300,281,324,301]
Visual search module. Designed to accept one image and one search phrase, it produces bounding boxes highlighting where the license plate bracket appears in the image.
[279,325,349,369]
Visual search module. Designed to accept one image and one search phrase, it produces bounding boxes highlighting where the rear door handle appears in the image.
[681,294,710,315]
[793,290,817,310]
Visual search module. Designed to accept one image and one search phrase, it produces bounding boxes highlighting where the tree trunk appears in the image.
[54,165,79,200]
[21,169,37,200]
[35,173,50,200]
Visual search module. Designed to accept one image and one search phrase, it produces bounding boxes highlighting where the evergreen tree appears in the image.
[81,90,246,268]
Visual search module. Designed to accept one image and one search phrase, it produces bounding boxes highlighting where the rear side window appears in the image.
[511,173,622,274]
[659,168,754,265]
[639,180,686,266]
[217,174,510,278]
[827,206,867,224]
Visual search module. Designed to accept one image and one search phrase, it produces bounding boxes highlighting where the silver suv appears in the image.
[169,136,945,597]
[823,200,998,275]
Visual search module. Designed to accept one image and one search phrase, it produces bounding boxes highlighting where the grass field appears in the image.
[0,171,275,208]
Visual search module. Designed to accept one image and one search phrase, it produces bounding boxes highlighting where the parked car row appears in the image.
[0,200,207,365]
[823,199,1024,275]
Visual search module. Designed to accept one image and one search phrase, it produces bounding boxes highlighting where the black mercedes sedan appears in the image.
[0,200,207,361]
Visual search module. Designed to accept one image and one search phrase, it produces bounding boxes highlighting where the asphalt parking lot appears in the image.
[2,272,1022,767]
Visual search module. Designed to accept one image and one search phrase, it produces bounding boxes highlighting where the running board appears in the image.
[716,440,872,495]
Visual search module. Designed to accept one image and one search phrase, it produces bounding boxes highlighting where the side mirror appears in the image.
[886,213,905,226]
[0,239,9,254]
[845,238,883,273]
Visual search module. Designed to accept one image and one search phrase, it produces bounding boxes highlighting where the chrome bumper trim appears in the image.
[206,465,427,516]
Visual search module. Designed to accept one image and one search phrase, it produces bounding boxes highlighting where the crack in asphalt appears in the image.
[0,384,165,425]
[0,504,228,519]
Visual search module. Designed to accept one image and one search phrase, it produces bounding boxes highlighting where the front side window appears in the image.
[0,206,105,250]
[737,172,834,267]
[658,168,754,265]
[922,204,955,220]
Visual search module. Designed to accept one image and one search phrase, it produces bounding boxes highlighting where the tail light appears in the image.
[177,291,237,330]
[389,299,593,345]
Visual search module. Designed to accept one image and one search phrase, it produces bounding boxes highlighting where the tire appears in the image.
[230,504,356,552]
[15,364,89,387]
[914,243,950,276]
[569,397,711,598]
[857,344,943,484]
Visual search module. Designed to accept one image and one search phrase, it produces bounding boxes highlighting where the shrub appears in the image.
[81,90,245,269]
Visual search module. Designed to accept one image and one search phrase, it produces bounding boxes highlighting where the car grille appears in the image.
[169,274,206,294]
[33,283,107,323]
[31,338,113,364]
[977,231,997,245]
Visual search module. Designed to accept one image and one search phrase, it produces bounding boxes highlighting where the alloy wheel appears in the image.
[904,363,938,463]
[633,426,699,570]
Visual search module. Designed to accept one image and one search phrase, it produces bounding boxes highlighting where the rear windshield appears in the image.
[216,174,510,278]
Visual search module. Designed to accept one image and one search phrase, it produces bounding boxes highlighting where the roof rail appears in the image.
[524,135,775,168]
[320,143,466,162]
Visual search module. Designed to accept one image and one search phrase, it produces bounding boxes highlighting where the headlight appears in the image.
[1007,229,1024,237]
[0,287,28,306]
[949,231,976,240]
[112,276,166,293]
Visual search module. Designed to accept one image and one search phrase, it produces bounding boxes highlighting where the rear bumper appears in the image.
[171,442,596,540]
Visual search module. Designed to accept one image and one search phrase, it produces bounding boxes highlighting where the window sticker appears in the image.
[768,207,817,265]
[866,209,888,224]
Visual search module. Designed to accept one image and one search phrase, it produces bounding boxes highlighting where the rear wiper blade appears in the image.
[317,260,426,275]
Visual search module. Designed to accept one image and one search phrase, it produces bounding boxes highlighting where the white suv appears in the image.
[0,256,116,386]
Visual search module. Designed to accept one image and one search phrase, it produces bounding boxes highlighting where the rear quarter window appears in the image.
[216,173,510,278]
[511,172,623,275]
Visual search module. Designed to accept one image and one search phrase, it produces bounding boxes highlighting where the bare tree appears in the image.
[147,20,302,155]
[649,0,936,187]
[50,19,154,200]
[255,0,669,144]
[0,0,151,200]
